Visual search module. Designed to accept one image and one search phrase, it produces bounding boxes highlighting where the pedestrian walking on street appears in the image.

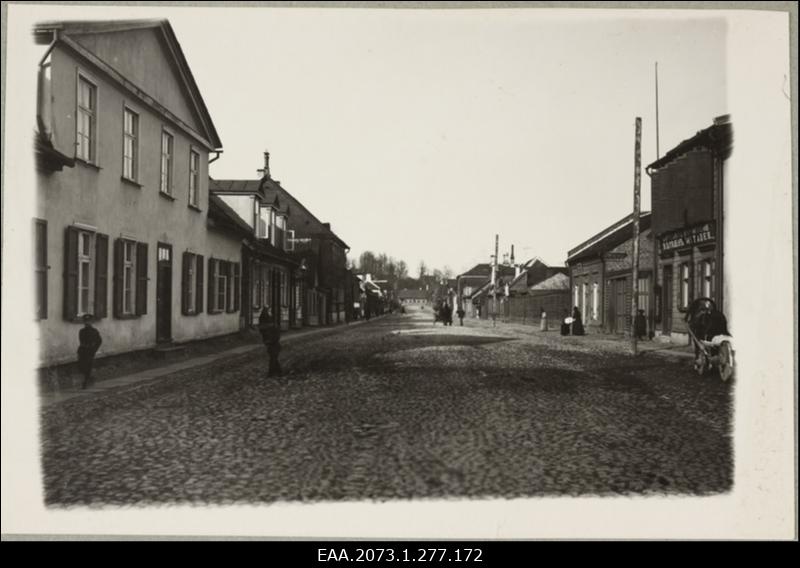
[571,306,585,336]
[77,314,102,389]
[560,309,571,336]
[457,307,465,326]
[539,307,548,331]
[442,302,453,326]
[634,309,647,340]
[258,307,283,378]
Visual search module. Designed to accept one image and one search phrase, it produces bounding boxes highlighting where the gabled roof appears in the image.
[567,211,652,264]
[647,115,732,172]
[530,272,570,291]
[458,263,517,279]
[34,19,222,149]
[211,176,349,250]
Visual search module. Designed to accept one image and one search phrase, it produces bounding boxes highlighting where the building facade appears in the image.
[33,20,244,366]
[566,213,653,335]
[647,115,732,340]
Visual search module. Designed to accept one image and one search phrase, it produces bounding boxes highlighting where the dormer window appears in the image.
[256,205,272,239]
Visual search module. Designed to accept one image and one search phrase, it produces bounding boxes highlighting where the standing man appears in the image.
[456,306,465,326]
[258,307,283,378]
[77,314,102,389]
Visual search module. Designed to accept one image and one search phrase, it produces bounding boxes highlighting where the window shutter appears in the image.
[287,229,295,252]
[196,254,204,314]
[135,242,148,315]
[208,258,217,313]
[36,220,48,320]
[181,252,190,315]
[113,238,124,318]
[63,226,79,320]
[94,233,108,318]
[233,262,241,312]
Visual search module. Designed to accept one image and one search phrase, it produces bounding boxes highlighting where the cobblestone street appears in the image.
[41,309,734,506]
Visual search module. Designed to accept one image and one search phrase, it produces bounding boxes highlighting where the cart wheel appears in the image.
[718,342,735,382]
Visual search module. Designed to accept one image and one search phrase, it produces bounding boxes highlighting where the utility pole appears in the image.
[655,62,660,159]
[491,234,498,328]
[631,117,642,355]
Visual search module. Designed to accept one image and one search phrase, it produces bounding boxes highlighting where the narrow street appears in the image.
[41,309,733,506]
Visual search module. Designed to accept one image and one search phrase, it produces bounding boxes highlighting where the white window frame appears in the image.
[702,260,713,298]
[215,262,227,312]
[160,128,175,195]
[77,230,95,316]
[189,148,200,207]
[592,282,599,321]
[187,253,197,313]
[257,206,271,239]
[573,284,579,309]
[76,71,98,164]
[680,263,691,309]
[122,105,139,181]
[122,240,137,315]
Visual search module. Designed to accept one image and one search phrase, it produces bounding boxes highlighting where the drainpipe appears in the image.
[208,150,223,164]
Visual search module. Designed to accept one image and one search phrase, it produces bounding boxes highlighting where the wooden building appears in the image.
[646,115,732,340]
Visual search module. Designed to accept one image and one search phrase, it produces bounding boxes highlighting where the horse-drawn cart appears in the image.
[684,297,735,382]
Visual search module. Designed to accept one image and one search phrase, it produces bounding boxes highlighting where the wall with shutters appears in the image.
[36,45,241,366]
[568,259,603,331]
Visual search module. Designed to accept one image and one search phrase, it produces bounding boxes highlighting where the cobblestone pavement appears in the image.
[41,309,733,506]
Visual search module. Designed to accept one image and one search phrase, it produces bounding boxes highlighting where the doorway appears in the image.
[662,264,673,335]
[156,243,172,344]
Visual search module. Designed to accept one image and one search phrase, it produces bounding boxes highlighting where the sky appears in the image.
[21,5,727,275]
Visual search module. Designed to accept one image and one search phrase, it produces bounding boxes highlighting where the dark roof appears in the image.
[211,176,350,250]
[459,263,517,278]
[34,19,222,149]
[567,212,652,264]
[398,289,429,300]
[647,116,733,171]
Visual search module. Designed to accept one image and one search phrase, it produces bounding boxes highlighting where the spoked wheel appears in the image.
[718,341,735,382]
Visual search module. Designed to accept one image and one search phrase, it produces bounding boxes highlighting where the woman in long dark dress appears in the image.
[571,306,585,336]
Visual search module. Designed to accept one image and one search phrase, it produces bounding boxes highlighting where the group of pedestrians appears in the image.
[434,302,466,326]
[560,307,586,336]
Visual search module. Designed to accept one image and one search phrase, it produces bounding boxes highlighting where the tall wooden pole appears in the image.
[631,117,642,355]
[655,63,660,159]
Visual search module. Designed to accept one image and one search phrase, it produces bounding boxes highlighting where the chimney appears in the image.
[258,151,271,179]
[510,245,515,266]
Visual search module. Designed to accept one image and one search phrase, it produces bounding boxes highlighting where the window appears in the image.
[680,262,692,309]
[122,108,139,181]
[76,76,96,162]
[181,252,204,315]
[208,259,238,314]
[189,150,200,207]
[35,220,48,319]
[122,241,136,315]
[702,260,714,298]
[160,130,174,194]
[113,238,147,318]
[280,270,289,307]
[592,282,599,321]
[256,206,271,239]
[78,232,94,315]
[216,262,227,313]
[64,227,108,321]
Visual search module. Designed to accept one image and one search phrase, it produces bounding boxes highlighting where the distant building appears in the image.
[456,262,516,318]
[646,115,732,340]
[566,212,654,335]
[504,259,570,325]
[398,289,429,305]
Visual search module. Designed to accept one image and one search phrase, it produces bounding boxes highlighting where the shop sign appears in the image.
[659,222,715,253]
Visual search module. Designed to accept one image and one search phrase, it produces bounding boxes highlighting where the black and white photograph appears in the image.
[1,2,796,541]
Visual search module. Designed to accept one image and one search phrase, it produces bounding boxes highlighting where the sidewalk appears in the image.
[40,317,377,407]
[462,316,695,359]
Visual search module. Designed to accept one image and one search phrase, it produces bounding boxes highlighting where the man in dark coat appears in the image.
[258,307,283,378]
[456,307,465,326]
[571,306,585,336]
[77,314,102,389]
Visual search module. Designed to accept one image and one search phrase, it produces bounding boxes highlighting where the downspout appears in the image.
[208,150,223,164]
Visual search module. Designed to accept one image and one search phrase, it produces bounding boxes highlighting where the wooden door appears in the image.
[156,243,172,343]
[662,265,673,335]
